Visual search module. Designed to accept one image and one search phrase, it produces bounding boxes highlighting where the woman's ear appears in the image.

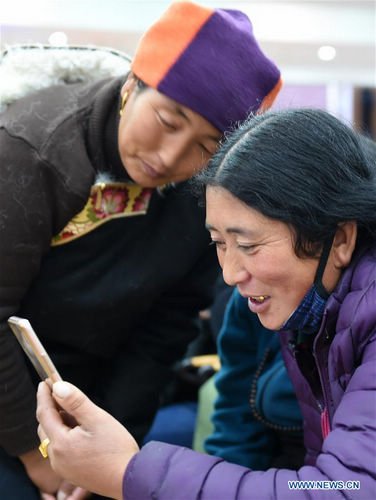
[332,221,357,269]
[120,74,137,98]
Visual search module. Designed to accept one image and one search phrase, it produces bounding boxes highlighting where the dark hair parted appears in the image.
[196,108,376,257]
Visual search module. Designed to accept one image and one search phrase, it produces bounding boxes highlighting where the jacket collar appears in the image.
[322,244,376,335]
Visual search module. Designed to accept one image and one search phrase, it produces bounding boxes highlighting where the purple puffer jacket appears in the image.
[123,245,376,499]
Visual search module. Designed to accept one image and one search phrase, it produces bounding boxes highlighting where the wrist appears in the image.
[106,452,137,500]
[19,447,42,467]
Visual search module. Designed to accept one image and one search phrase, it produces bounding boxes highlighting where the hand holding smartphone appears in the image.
[8,316,62,383]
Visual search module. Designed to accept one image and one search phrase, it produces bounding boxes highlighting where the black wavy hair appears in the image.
[195,108,376,257]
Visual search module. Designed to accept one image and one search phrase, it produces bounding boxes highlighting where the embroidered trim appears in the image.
[51,182,153,246]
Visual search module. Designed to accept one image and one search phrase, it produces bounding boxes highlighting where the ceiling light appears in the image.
[48,31,68,46]
[317,45,336,61]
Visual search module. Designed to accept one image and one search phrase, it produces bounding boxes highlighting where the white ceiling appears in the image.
[2,0,375,85]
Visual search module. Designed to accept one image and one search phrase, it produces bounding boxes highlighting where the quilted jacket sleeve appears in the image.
[122,331,376,500]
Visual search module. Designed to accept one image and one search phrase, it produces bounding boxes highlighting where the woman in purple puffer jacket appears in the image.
[36,108,376,499]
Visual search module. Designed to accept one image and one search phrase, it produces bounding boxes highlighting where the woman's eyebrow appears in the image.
[226,227,257,237]
[206,224,257,237]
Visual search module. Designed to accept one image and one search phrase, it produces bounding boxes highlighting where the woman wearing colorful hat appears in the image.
[0,1,281,498]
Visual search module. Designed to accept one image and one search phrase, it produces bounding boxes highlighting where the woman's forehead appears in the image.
[205,187,290,237]
[205,187,258,225]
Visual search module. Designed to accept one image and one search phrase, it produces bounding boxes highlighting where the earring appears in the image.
[119,91,128,117]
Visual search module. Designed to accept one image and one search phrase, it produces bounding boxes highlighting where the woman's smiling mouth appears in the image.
[249,295,268,303]
[248,295,270,314]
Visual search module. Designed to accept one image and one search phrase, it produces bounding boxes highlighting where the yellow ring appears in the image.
[38,438,50,459]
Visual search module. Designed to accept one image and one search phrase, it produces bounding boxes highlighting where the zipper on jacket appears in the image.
[312,323,333,438]
[249,348,303,432]
[320,406,330,439]
[314,398,330,439]
[287,313,333,441]
[289,330,329,435]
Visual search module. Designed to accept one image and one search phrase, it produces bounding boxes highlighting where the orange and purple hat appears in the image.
[132,1,282,133]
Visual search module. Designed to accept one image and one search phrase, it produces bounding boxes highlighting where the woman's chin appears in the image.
[124,167,167,188]
[256,313,286,332]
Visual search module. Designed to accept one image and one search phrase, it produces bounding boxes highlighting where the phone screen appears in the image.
[8,316,62,383]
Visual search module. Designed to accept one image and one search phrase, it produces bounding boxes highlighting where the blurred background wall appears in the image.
[1,0,375,137]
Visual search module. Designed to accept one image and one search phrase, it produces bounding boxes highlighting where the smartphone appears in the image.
[8,316,62,383]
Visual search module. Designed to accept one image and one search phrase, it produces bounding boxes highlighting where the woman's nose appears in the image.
[221,251,248,287]
[159,133,191,169]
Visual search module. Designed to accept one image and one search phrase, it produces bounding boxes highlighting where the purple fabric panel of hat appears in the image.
[157,9,281,132]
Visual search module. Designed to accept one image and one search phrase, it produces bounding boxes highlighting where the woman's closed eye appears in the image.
[156,111,177,130]
[210,239,226,250]
[199,143,216,156]
[236,242,258,253]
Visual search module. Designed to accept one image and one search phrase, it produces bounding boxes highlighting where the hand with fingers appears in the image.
[36,381,139,500]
